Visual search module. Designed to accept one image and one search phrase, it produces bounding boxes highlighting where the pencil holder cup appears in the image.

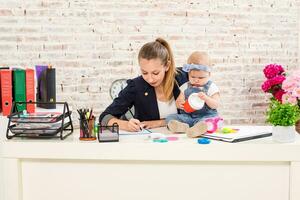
[79,118,96,141]
[98,123,119,142]
[183,93,204,113]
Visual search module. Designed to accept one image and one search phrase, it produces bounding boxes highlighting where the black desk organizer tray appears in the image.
[6,101,73,140]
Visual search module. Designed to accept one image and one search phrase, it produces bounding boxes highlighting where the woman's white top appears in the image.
[157,97,177,119]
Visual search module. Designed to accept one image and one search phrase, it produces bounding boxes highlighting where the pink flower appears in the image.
[274,89,285,102]
[261,75,286,93]
[263,64,284,79]
[282,76,298,93]
[282,71,300,105]
[269,75,286,86]
[282,93,298,105]
[292,88,300,98]
[261,63,299,106]
[261,79,272,92]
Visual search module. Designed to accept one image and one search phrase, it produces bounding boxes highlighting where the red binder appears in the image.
[26,68,35,113]
[0,70,12,116]
[0,67,9,112]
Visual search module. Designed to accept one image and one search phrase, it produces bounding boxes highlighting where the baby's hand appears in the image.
[198,92,207,100]
[175,92,185,110]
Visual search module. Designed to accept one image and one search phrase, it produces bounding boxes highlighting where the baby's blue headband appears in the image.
[182,64,211,72]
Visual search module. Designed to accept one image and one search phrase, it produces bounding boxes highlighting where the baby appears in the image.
[166,51,220,138]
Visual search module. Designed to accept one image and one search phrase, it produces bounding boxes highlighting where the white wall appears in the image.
[0,1,299,124]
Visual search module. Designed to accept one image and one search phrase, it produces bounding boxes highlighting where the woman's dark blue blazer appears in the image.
[99,68,188,125]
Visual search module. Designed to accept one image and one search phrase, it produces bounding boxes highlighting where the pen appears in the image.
[127,107,134,118]
[89,108,93,121]
[140,126,152,133]
[127,107,152,133]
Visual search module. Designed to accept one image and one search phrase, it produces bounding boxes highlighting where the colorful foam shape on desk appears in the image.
[166,136,178,141]
[198,138,211,144]
[220,127,239,134]
[153,138,168,143]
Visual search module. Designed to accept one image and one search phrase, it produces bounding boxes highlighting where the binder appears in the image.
[35,65,48,108]
[35,65,48,86]
[25,68,35,113]
[0,70,13,116]
[42,68,56,107]
[13,69,26,112]
[0,67,9,112]
[36,65,56,109]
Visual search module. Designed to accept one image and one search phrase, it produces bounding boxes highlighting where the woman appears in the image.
[99,38,188,131]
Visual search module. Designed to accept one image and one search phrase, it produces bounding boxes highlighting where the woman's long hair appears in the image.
[138,38,177,101]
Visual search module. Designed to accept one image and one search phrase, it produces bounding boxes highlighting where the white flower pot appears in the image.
[272,125,296,143]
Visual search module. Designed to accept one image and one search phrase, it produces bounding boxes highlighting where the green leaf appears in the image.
[266,100,300,126]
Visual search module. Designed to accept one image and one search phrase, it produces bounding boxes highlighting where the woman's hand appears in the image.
[175,92,185,110]
[141,120,165,129]
[141,121,155,129]
[127,118,142,132]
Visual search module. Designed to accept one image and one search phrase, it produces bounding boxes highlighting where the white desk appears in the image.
[1,116,300,200]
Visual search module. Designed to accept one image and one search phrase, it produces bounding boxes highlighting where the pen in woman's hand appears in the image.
[139,124,152,133]
[128,118,142,132]
[127,107,134,118]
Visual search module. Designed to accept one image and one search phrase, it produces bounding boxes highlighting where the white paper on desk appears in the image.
[202,126,272,142]
[119,129,152,135]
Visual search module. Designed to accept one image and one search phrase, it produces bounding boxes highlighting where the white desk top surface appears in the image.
[1,116,300,161]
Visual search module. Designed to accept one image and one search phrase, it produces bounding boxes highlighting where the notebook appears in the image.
[201,126,272,143]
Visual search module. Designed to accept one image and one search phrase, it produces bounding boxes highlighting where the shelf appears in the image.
[6,101,73,140]
[10,111,72,123]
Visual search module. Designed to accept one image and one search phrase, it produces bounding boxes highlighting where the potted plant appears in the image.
[267,100,300,143]
[261,64,300,136]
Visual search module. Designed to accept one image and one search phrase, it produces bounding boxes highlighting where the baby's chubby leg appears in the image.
[186,116,222,138]
[186,117,208,138]
[165,114,192,133]
[186,121,208,138]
